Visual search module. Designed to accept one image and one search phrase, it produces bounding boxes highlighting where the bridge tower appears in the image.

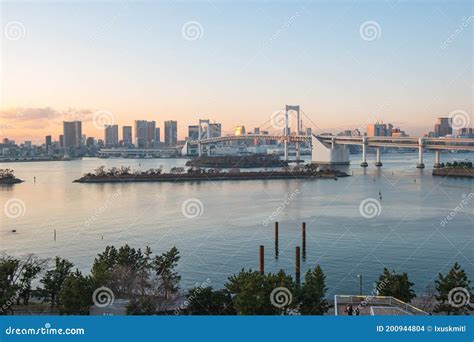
[285,105,300,161]
[198,119,211,156]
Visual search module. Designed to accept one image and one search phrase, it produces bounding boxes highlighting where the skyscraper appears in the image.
[122,126,132,145]
[105,125,119,147]
[146,121,156,147]
[434,118,453,137]
[63,121,82,149]
[135,120,148,148]
[164,120,177,146]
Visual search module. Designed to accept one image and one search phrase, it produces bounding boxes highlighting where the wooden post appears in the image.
[259,245,264,274]
[275,222,279,259]
[302,222,306,261]
[295,246,301,284]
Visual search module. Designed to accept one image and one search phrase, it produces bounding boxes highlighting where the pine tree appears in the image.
[434,262,473,315]
[376,268,416,303]
[300,265,330,315]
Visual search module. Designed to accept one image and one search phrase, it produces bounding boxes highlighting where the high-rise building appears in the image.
[146,121,156,147]
[45,135,52,147]
[235,126,246,135]
[122,126,132,145]
[434,118,453,137]
[135,120,148,148]
[63,121,82,148]
[164,120,177,146]
[188,125,199,141]
[105,125,119,147]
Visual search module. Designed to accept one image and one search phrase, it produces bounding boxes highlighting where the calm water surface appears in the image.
[1,152,473,296]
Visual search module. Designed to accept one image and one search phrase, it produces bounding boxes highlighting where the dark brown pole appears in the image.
[302,222,306,261]
[295,246,301,284]
[259,245,264,274]
[274,222,279,244]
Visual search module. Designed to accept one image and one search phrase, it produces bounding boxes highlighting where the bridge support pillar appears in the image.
[417,138,425,169]
[198,142,202,157]
[284,139,289,161]
[434,150,442,168]
[360,137,368,167]
[375,147,383,167]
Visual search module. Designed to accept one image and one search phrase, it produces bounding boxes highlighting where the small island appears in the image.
[0,169,24,184]
[74,165,349,183]
[186,154,288,168]
[432,161,474,178]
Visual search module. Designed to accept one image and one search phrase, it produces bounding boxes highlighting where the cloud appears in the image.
[0,107,94,130]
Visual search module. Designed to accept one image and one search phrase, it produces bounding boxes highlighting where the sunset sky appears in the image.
[1,0,472,143]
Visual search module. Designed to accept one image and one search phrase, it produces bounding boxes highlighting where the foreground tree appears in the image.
[153,247,181,299]
[375,268,416,303]
[59,270,93,315]
[299,265,330,315]
[40,257,74,309]
[434,262,473,315]
[184,286,235,315]
[226,269,295,315]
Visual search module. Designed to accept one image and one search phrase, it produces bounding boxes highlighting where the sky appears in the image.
[0,0,472,143]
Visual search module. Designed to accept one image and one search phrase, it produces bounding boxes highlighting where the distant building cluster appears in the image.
[366,122,408,138]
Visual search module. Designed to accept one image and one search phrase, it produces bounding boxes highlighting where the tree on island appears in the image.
[39,257,74,309]
[299,265,330,315]
[59,269,93,315]
[434,262,473,315]
[375,268,416,303]
[184,286,235,315]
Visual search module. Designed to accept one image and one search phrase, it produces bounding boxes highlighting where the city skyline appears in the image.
[1,1,472,143]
